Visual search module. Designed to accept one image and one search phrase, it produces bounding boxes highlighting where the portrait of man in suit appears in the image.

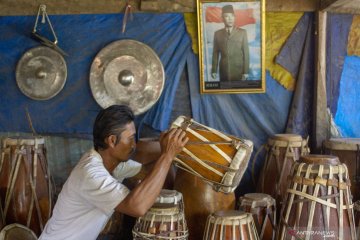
[211,4,250,82]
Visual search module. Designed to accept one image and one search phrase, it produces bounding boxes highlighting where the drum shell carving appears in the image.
[0,137,52,236]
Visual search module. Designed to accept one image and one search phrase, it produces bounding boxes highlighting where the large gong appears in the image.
[16,46,67,100]
[90,40,165,115]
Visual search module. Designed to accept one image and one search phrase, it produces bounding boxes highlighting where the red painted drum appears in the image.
[257,134,309,209]
[0,137,53,236]
[132,189,188,239]
[239,193,276,240]
[323,138,360,201]
[171,116,253,194]
[203,210,259,240]
[0,223,37,240]
[277,155,356,240]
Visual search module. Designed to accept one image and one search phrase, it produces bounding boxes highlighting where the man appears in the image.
[39,105,188,240]
[211,4,250,82]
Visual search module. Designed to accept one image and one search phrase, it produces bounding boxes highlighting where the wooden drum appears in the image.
[239,193,276,240]
[278,155,356,240]
[323,138,360,201]
[354,201,360,240]
[203,210,259,240]
[0,137,52,236]
[0,223,37,240]
[132,189,188,239]
[171,116,253,193]
[257,134,309,208]
[174,169,236,240]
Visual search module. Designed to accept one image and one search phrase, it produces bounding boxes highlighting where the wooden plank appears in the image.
[0,0,141,16]
[314,11,329,151]
[140,0,195,12]
[266,0,319,12]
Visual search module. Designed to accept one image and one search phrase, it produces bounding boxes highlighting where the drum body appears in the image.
[174,169,235,240]
[0,223,37,240]
[239,193,276,240]
[0,137,52,236]
[278,155,356,240]
[323,138,360,201]
[171,116,253,193]
[354,201,360,240]
[257,134,309,208]
[133,189,188,239]
[203,210,259,240]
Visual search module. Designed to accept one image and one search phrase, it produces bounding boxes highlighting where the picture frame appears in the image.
[197,0,265,94]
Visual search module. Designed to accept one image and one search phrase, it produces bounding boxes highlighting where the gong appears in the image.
[89,40,165,115]
[16,46,67,100]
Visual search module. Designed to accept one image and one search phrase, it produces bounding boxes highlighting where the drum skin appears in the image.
[277,155,356,240]
[0,137,51,236]
[174,169,236,240]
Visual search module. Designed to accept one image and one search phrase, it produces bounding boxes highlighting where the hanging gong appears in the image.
[16,46,67,100]
[89,39,165,115]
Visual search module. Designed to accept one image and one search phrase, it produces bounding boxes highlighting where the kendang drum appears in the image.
[239,193,276,240]
[0,137,53,236]
[203,210,259,240]
[132,189,188,239]
[323,138,360,201]
[257,134,309,208]
[174,169,236,240]
[278,155,356,240]
[0,223,37,240]
[171,116,253,193]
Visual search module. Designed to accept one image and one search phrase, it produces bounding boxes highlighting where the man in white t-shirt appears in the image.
[39,105,188,240]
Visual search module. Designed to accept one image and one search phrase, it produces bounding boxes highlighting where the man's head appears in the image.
[93,105,135,156]
[222,5,235,28]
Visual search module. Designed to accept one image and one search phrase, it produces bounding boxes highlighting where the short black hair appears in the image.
[93,105,135,150]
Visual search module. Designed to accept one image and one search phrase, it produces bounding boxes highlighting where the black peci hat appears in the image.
[222,5,234,14]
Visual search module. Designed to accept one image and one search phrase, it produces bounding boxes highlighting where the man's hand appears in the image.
[211,73,217,79]
[159,128,189,159]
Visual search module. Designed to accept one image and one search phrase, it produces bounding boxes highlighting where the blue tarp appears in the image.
[0,13,191,136]
[334,56,360,137]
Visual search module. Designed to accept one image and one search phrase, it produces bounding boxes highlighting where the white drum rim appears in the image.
[240,193,276,207]
[209,211,253,225]
[0,223,37,240]
[273,134,303,141]
[324,138,360,151]
[3,137,45,146]
[155,189,183,204]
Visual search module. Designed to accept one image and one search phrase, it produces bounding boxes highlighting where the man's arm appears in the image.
[115,128,188,217]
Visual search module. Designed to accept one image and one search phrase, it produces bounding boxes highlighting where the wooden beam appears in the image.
[0,0,324,15]
[323,0,360,14]
[0,0,141,15]
[140,0,195,12]
[314,11,329,151]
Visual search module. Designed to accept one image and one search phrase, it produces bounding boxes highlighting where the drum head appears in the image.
[300,154,340,165]
[273,134,303,142]
[0,224,37,240]
[154,189,182,206]
[241,193,275,207]
[324,138,360,151]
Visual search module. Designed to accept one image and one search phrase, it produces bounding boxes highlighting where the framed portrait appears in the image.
[197,0,265,94]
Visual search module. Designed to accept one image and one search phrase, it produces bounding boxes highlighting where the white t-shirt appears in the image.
[39,149,141,240]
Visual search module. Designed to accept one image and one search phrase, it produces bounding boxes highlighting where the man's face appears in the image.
[113,122,136,161]
[222,13,235,28]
